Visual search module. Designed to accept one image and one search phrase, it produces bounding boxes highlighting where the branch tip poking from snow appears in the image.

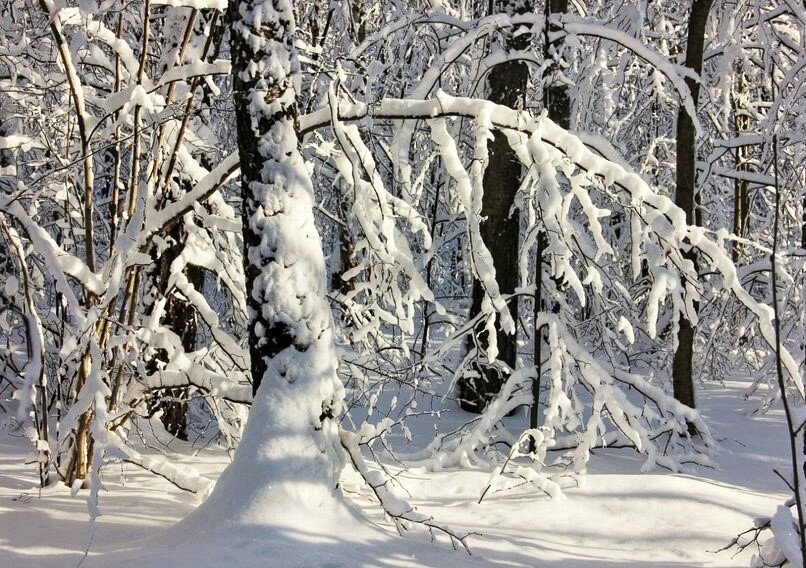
[340,429,475,555]
[479,429,564,504]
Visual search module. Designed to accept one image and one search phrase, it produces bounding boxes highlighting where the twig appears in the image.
[339,428,476,555]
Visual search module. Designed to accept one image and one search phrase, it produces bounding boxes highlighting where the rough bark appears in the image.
[672,0,713,411]
[531,0,569,432]
[231,3,301,398]
[224,0,343,502]
[458,0,532,414]
[165,0,348,528]
[145,220,204,440]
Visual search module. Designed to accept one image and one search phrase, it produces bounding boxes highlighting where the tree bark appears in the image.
[459,0,532,414]
[330,2,364,299]
[531,0,569,433]
[231,1,311,398]
[731,68,750,262]
[672,0,713,411]
[145,218,204,441]
[212,0,343,507]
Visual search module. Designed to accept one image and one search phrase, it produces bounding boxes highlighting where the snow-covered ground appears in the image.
[0,379,789,567]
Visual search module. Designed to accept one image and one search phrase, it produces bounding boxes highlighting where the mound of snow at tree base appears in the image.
[86,364,475,567]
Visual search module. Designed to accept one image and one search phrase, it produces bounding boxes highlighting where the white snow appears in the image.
[0,378,791,567]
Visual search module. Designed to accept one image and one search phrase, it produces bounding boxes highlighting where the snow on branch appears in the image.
[554,16,704,136]
[295,87,802,483]
[101,428,213,495]
[140,151,240,246]
[0,203,103,301]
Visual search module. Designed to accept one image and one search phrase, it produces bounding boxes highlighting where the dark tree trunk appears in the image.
[801,194,805,251]
[331,197,357,296]
[420,162,443,356]
[145,219,204,441]
[330,0,365,299]
[672,0,713,411]
[458,0,532,414]
[731,69,750,262]
[232,2,299,397]
[163,0,344,524]
[209,0,343,510]
[543,0,570,130]
[231,0,338,410]
[531,0,569,433]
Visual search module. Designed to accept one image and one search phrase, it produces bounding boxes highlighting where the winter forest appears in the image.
[0,0,804,565]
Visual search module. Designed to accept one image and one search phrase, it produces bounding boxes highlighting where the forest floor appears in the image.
[0,378,790,567]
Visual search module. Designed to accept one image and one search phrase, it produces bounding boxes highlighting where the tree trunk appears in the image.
[192,0,344,518]
[65,355,92,487]
[672,0,713,411]
[420,162,443,357]
[145,218,204,441]
[531,0,569,433]
[458,0,532,414]
[330,0,365,299]
[731,68,750,262]
[331,197,357,297]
